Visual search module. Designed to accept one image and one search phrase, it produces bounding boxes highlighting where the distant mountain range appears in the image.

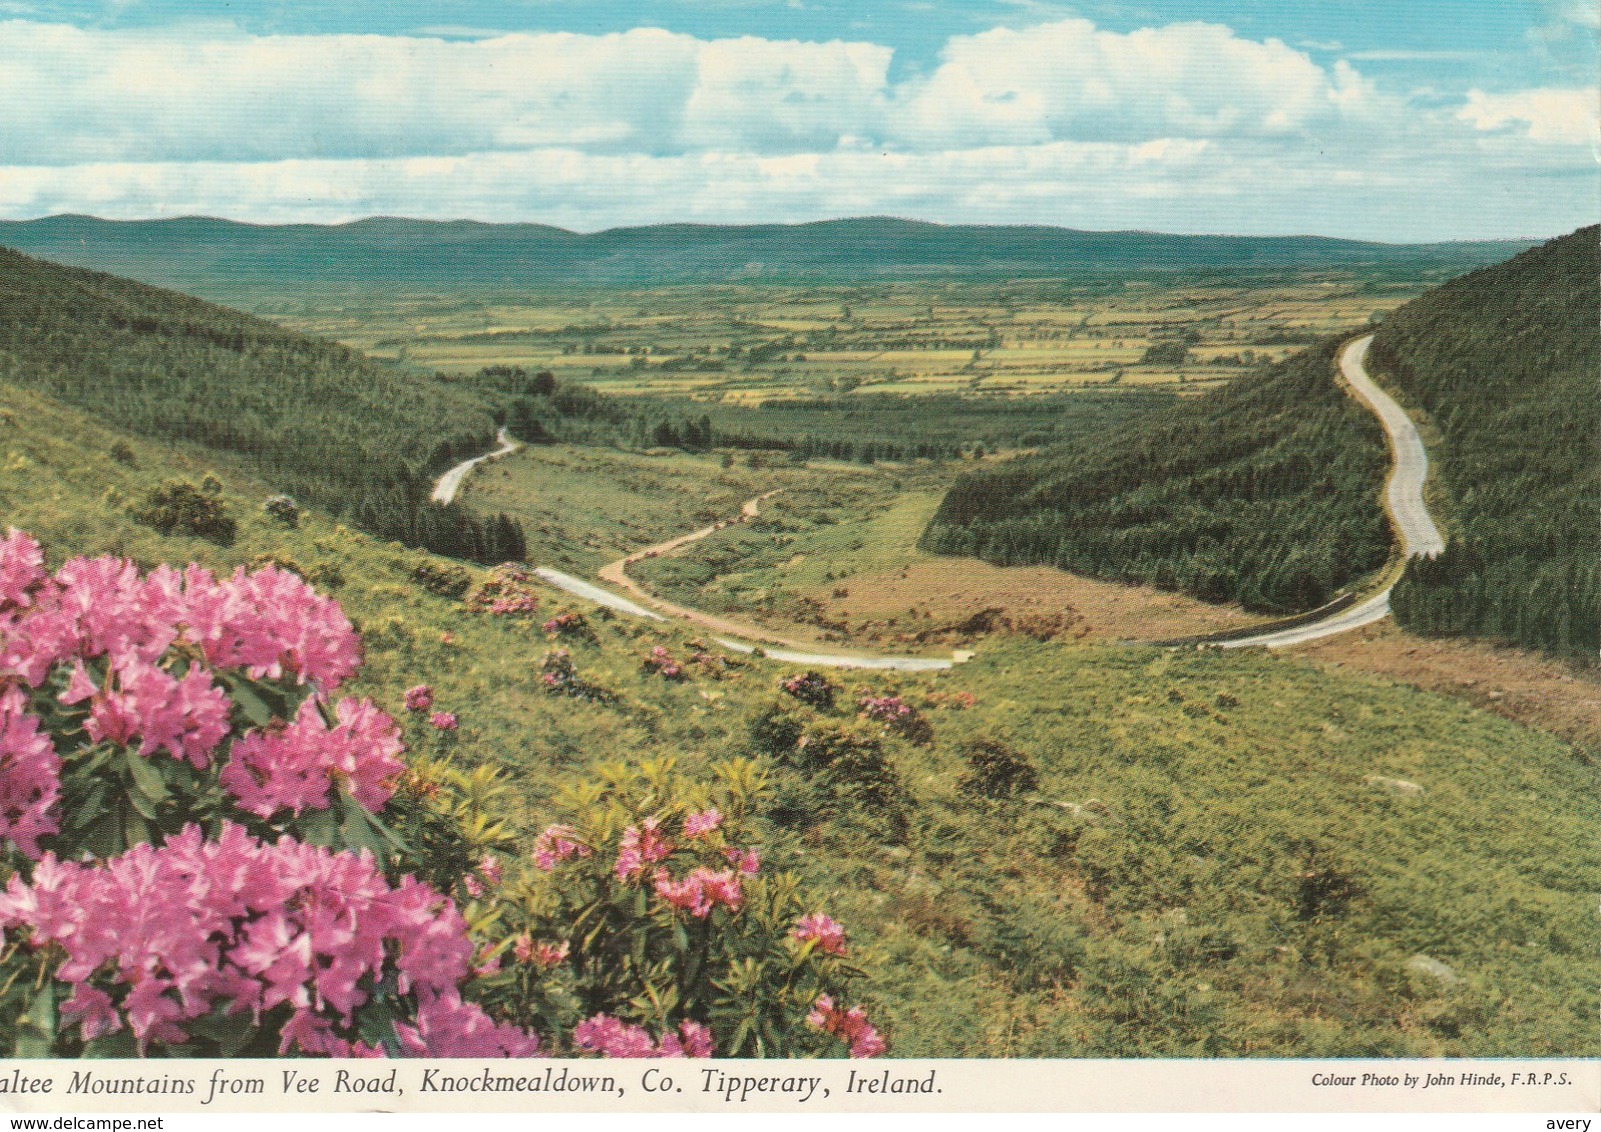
[0,214,1534,293]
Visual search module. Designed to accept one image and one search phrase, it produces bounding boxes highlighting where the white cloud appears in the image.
[0,17,1381,166]
[1458,87,1598,145]
[0,16,1591,239]
[887,20,1376,148]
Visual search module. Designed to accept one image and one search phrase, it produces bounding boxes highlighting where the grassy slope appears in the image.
[5,378,1591,1057]
[920,341,1392,613]
[1374,226,1599,660]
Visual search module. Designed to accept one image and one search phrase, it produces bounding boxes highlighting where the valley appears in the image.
[0,223,1594,1060]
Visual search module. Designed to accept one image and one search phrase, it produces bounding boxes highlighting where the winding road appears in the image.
[1216,334,1443,649]
[432,332,1442,663]
[431,427,521,505]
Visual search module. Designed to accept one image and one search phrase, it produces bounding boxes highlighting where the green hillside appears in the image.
[0,247,525,563]
[0,372,1592,1057]
[920,341,1392,614]
[1375,226,1599,660]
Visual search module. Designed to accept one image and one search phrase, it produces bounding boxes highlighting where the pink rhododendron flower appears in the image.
[174,564,361,690]
[793,913,848,957]
[403,685,433,712]
[429,711,457,731]
[658,1020,714,1058]
[478,853,502,887]
[395,990,544,1058]
[532,824,590,871]
[652,867,743,919]
[614,817,672,881]
[0,822,537,1056]
[0,529,45,611]
[723,847,761,876]
[69,657,231,769]
[221,697,404,819]
[682,808,722,838]
[514,936,569,969]
[807,995,886,1058]
[0,687,60,859]
[573,1015,711,1059]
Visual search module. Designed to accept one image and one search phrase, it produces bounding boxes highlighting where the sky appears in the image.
[0,0,1595,240]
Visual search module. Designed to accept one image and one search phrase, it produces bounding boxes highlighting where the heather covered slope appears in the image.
[920,341,1392,614]
[0,247,525,563]
[1375,226,1599,661]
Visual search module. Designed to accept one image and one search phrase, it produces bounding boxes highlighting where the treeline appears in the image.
[0,248,526,564]
[921,341,1391,614]
[1377,226,1598,661]
[478,366,1109,464]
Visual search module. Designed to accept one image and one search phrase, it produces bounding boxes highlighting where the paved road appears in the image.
[1217,334,1443,650]
[430,427,521,505]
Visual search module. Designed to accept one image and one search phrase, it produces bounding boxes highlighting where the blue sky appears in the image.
[0,1,1594,239]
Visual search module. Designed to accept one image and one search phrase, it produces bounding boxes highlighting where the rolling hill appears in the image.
[0,214,1532,296]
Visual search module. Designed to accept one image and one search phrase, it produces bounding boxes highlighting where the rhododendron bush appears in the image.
[476,759,882,1058]
[0,531,880,1059]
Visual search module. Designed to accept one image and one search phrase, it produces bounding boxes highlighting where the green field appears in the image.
[263,275,1424,405]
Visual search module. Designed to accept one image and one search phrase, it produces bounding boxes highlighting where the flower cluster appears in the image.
[465,564,541,617]
[779,671,837,710]
[0,823,541,1056]
[573,1015,712,1059]
[857,693,932,742]
[614,817,673,881]
[653,867,743,918]
[0,536,360,693]
[0,687,60,858]
[220,697,404,818]
[62,655,231,770]
[532,824,590,871]
[807,995,886,1058]
[641,646,685,681]
[793,914,848,957]
[513,935,570,969]
[403,685,434,712]
[429,711,458,732]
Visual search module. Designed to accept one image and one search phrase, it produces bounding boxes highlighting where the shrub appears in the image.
[779,671,837,710]
[412,561,473,600]
[482,759,884,1058]
[538,648,614,704]
[108,441,135,467]
[642,645,686,680]
[128,480,236,544]
[465,563,540,616]
[541,611,593,641]
[263,494,301,528]
[200,472,224,496]
[957,738,1039,800]
[857,693,933,745]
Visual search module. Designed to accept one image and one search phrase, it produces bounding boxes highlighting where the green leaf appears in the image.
[225,680,277,730]
[14,980,56,1057]
[124,749,169,803]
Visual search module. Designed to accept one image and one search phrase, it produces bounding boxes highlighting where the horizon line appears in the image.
[0,211,1558,248]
